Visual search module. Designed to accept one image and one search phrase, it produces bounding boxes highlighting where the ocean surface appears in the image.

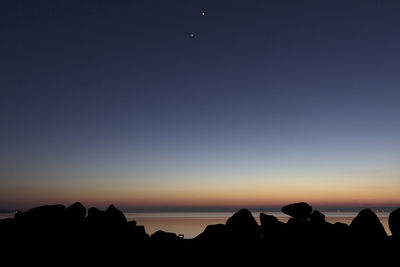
[0,211,391,239]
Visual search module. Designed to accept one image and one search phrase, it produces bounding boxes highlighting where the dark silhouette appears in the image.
[260,212,287,237]
[389,208,400,238]
[0,202,398,265]
[282,202,312,220]
[349,208,387,241]
[151,230,180,242]
[225,209,260,240]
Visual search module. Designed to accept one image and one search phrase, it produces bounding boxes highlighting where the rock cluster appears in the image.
[0,202,399,265]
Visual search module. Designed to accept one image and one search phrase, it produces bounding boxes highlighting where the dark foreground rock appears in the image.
[282,202,312,220]
[0,202,398,265]
[260,213,287,240]
[349,208,387,241]
[195,224,228,241]
[389,208,400,238]
[225,209,260,240]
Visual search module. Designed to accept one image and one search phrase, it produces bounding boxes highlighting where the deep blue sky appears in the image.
[1,0,399,210]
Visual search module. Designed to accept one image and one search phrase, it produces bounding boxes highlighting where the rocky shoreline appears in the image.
[1,202,399,265]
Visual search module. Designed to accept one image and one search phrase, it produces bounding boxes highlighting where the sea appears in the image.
[1,211,390,239]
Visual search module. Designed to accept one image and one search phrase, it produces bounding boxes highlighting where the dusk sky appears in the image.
[1,0,400,211]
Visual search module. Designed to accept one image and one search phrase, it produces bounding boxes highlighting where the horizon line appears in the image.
[1,204,400,213]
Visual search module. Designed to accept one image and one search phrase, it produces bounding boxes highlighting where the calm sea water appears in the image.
[0,211,391,239]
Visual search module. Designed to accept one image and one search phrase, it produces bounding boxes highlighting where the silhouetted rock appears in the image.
[389,208,400,238]
[135,225,147,236]
[308,210,334,243]
[195,224,228,241]
[332,222,350,240]
[260,213,286,230]
[2,202,399,264]
[287,217,310,229]
[87,205,126,227]
[225,209,260,239]
[282,202,312,220]
[0,218,15,234]
[310,210,325,223]
[126,221,149,241]
[14,204,66,226]
[260,213,278,226]
[106,204,127,225]
[0,218,14,227]
[260,213,287,240]
[66,202,86,223]
[350,209,387,241]
[151,230,179,241]
[87,207,106,224]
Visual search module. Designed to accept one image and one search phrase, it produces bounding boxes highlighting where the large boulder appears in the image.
[0,218,15,239]
[389,208,400,237]
[282,202,312,220]
[310,210,325,224]
[14,204,66,227]
[13,204,67,243]
[195,224,228,241]
[87,207,107,225]
[127,221,149,241]
[308,210,334,242]
[260,213,279,226]
[260,213,287,240]
[225,209,260,239]
[332,222,351,241]
[350,209,387,241]
[106,204,127,225]
[66,202,86,223]
[151,230,179,242]
[86,205,127,227]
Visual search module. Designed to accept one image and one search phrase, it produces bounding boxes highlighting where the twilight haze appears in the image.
[1,0,399,211]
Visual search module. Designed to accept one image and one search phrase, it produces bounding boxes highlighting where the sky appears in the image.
[1,0,400,211]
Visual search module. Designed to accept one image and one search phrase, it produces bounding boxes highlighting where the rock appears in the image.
[350,209,387,240]
[195,224,228,241]
[260,213,287,240]
[66,202,86,223]
[14,204,66,226]
[225,209,260,239]
[14,211,23,219]
[151,230,179,241]
[87,205,127,226]
[0,218,14,226]
[282,202,312,220]
[0,218,15,236]
[134,225,147,236]
[260,213,279,226]
[332,222,350,238]
[12,204,67,242]
[87,207,106,224]
[286,217,310,237]
[309,210,333,242]
[106,204,127,225]
[127,221,149,241]
[389,208,400,237]
[310,210,326,224]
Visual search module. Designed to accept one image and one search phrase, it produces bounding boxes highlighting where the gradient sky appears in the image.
[1,0,400,211]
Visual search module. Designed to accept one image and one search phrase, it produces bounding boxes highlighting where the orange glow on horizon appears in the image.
[1,170,399,210]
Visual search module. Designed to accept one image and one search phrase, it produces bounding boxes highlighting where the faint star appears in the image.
[189,33,195,38]
[201,11,206,16]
